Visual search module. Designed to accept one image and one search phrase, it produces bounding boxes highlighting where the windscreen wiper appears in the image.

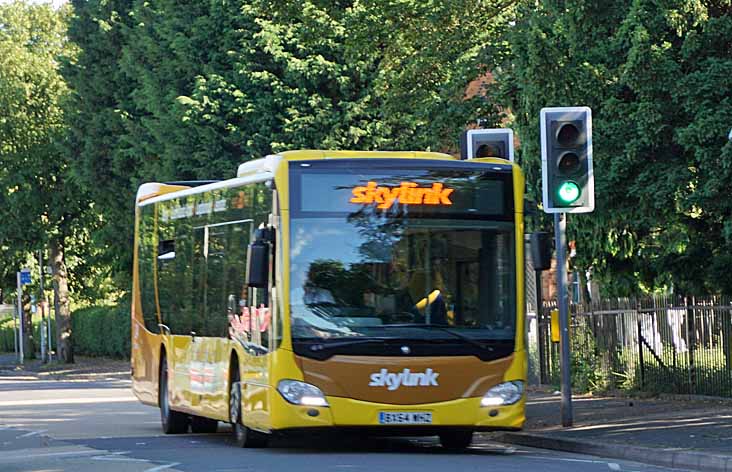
[305,337,393,352]
[379,324,494,352]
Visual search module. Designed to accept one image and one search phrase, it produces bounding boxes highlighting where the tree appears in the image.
[179,0,514,156]
[66,0,516,294]
[64,0,137,283]
[498,0,732,295]
[344,0,516,151]
[0,1,85,362]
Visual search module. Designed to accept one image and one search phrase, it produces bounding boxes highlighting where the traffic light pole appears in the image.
[554,212,573,426]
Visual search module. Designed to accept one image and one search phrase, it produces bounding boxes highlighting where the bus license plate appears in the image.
[378,412,432,425]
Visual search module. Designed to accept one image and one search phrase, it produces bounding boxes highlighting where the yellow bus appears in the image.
[131,150,526,450]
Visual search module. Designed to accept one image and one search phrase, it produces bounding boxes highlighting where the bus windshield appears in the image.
[289,160,516,345]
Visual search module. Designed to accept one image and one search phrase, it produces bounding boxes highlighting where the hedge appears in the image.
[0,299,130,359]
[0,316,57,355]
[0,317,15,352]
[72,299,131,358]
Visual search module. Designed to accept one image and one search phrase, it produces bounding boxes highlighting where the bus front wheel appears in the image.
[439,431,473,451]
[160,354,189,434]
[229,369,269,448]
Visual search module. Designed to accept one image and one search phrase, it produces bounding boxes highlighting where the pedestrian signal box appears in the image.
[551,308,560,343]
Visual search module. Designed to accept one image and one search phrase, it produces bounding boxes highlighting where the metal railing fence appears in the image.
[535,295,732,396]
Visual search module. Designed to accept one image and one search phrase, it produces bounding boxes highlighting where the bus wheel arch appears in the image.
[229,351,268,448]
[159,348,188,434]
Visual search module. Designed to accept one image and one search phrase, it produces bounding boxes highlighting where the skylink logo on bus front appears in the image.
[369,368,439,391]
[350,182,454,209]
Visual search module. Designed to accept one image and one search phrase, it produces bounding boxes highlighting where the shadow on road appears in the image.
[66,426,516,458]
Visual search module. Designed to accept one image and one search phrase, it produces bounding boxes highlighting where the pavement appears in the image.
[496,388,732,472]
[0,352,130,381]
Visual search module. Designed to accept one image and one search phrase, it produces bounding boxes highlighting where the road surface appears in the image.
[0,372,690,472]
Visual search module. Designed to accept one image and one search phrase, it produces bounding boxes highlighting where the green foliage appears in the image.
[499,0,732,296]
[568,322,611,393]
[0,316,56,354]
[0,303,131,359]
[0,1,70,271]
[0,1,105,304]
[64,0,513,293]
[0,317,15,353]
[71,300,130,358]
[63,0,137,280]
[21,0,732,304]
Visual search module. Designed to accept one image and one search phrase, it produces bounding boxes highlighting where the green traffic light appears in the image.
[557,181,580,204]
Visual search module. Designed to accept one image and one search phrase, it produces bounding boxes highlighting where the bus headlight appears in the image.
[481,381,524,407]
[277,380,329,407]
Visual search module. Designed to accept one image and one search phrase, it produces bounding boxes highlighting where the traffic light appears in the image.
[540,107,594,213]
[460,129,514,161]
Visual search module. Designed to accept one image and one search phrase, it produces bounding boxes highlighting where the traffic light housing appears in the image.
[460,129,514,161]
[540,107,594,213]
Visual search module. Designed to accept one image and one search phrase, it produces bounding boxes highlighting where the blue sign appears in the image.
[20,269,31,285]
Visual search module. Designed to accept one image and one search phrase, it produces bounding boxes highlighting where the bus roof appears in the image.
[136,150,515,205]
[236,150,455,178]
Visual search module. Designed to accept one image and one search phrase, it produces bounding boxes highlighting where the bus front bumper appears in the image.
[270,394,525,432]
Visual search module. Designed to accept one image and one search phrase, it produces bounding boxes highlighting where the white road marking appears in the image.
[16,429,48,438]
[145,462,181,471]
[91,451,144,462]
[92,455,149,463]
[0,449,100,461]
[0,396,135,407]
[524,455,621,465]
[608,463,621,471]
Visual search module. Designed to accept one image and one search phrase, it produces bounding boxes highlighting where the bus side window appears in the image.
[157,198,197,336]
[199,188,253,339]
[138,204,159,333]
[206,226,227,336]
[192,226,206,334]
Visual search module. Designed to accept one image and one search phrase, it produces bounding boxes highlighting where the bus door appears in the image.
[191,219,253,419]
[238,282,272,431]
[222,219,273,431]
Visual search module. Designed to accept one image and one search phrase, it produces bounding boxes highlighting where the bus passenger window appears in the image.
[138,204,158,333]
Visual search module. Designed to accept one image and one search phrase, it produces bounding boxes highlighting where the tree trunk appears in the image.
[22,292,35,360]
[50,239,73,363]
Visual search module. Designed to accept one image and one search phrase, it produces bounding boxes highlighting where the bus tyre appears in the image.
[159,355,189,434]
[439,431,473,451]
[191,416,218,434]
[230,373,268,448]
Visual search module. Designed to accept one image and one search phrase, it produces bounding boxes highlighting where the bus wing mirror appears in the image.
[247,240,269,288]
